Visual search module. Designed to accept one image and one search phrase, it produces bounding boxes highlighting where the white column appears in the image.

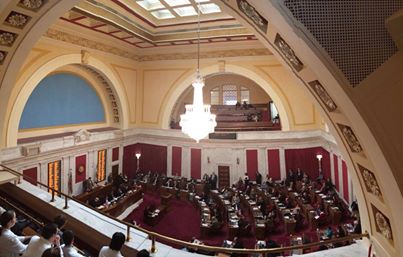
[182,146,191,179]
[348,170,353,204]
[337,156,343,196]
[106,147,112,180]
[330,152,335,184]
[88,150,96,179]
[167,145,172,177]
[118,145,124,174]
[258,147,266,176]
[39,161,47,190]
[279,147,286,180]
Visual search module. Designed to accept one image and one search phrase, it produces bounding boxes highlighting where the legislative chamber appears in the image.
[0,1,400,257]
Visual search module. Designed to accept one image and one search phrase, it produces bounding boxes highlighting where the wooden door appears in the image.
[218,166,230,189]
[112,165,119,179]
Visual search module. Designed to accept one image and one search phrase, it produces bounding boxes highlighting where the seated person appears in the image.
[99,232,125,257]
[137,249,150,257]
[23,223,60,257]
[62,230,84,257]
[89,197,102,208]
[0,210,31,257]
[53,215,67,244]
[266,240,280,257]
[41,247,62,257]
[323,226,334,239]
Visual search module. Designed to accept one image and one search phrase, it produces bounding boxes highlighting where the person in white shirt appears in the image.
[22,223,60,257]
[0,210,31,257]
[98,232,125,257]
[62,230,84,257]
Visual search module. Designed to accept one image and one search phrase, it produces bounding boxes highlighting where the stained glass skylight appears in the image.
[151,9,175,19]
[163,0,190,7]
[198,3,221,14]
[136,0,164,11]
[174,6,197,17]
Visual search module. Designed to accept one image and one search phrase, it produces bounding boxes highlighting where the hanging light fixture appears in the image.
[179,3,216,143]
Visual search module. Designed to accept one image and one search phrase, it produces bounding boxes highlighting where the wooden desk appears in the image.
[161,193,173,207]
[104,189,142,217]
[144,205,168,226]
[75,184,113,203]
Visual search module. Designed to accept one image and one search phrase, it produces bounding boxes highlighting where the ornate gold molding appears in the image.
[43,29,271,62]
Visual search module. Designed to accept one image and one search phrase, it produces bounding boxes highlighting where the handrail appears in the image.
[0,164,369,254]
[0,196,44,227]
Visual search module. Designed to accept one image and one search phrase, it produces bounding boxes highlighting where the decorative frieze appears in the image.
[0,30,17,47]
[19,0,44,10]
[308,80,337,112]
[337,124,363,153]
[274,34,304,72]
[358,164,382,200]
[5,11,30,29]
[236,0,268,33]
[372,205,393,242]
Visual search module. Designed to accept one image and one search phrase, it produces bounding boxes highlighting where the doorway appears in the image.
[218,165,230,189]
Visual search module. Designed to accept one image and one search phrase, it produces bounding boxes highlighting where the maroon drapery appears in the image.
[172,146,182,176]
[23,167,37,186]
[342,160,349,202]
[112,147,119,162]
[246,149,258,181]
[284,147,330,179]
[123,143,167,178]
[333,154,340,191]
[191,148,201,179]
[267,149,281,180]
[75,154,86,183]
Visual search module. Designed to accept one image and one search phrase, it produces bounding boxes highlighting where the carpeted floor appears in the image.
[125,193,350,252]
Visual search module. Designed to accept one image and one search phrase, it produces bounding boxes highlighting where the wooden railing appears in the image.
[0,164,369,255]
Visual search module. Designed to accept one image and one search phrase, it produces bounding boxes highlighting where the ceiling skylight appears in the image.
[195,0,210,2]
[198,3,221,14]
[174,6,197,17]
[136,0,165,11]
[151,9,175,19]
[163,0,190,7]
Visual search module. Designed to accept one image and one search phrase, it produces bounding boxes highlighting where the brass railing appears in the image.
[0,164,369,255]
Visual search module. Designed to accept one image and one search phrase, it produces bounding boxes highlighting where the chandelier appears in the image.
[179,4,216,143]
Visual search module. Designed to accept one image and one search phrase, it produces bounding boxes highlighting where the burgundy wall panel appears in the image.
[333,154,340,191]
[123,143,167,178]
[284,147,330,180]
[23,167,37,186]
[112,147,119,162]
[190,148,201,179]
[342,160,349,202]
[75,155,87,183]
[172,146,182,176]
[246,149,258,181]
[267,149,281,180]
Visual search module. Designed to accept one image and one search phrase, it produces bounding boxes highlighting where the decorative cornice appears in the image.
[44,28,141,61]
[44,28,272,62]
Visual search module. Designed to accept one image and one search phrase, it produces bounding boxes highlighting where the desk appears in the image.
[144,205,167,226]
[161,193,173,207]
[75,184,113,203]
[104,190,142,217]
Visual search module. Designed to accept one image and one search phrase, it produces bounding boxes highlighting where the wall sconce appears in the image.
[207,156,210,163]
[236,157,240,165]
[316,154,323,174]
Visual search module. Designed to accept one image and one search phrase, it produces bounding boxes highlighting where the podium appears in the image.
[161,193,172,207]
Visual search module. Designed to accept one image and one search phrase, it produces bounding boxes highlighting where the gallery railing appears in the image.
[0,164,369,255]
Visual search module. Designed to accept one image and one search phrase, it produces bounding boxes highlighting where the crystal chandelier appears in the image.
[179,4,216,143]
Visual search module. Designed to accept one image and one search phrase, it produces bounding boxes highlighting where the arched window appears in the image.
[222,84,237,105]
[210,86,220,105]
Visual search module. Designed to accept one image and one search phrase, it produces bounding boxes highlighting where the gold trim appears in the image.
[110,63,137,124]
[18,121,105,132]
[18,48,51,79]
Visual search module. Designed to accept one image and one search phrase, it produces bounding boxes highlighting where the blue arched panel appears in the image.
[19,73,105,129]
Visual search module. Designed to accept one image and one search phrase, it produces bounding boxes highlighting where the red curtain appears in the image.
[267,149,280,180]
[112,147,119,162]
[75,155,86,183]
[23,167,37,185]
[172,146,182,176]
[284,147,330,180]
[123,143,167,178]
[191,148,201,179]
[342,160,349,202]
[333,154,340,191]
[246,149,258,181]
